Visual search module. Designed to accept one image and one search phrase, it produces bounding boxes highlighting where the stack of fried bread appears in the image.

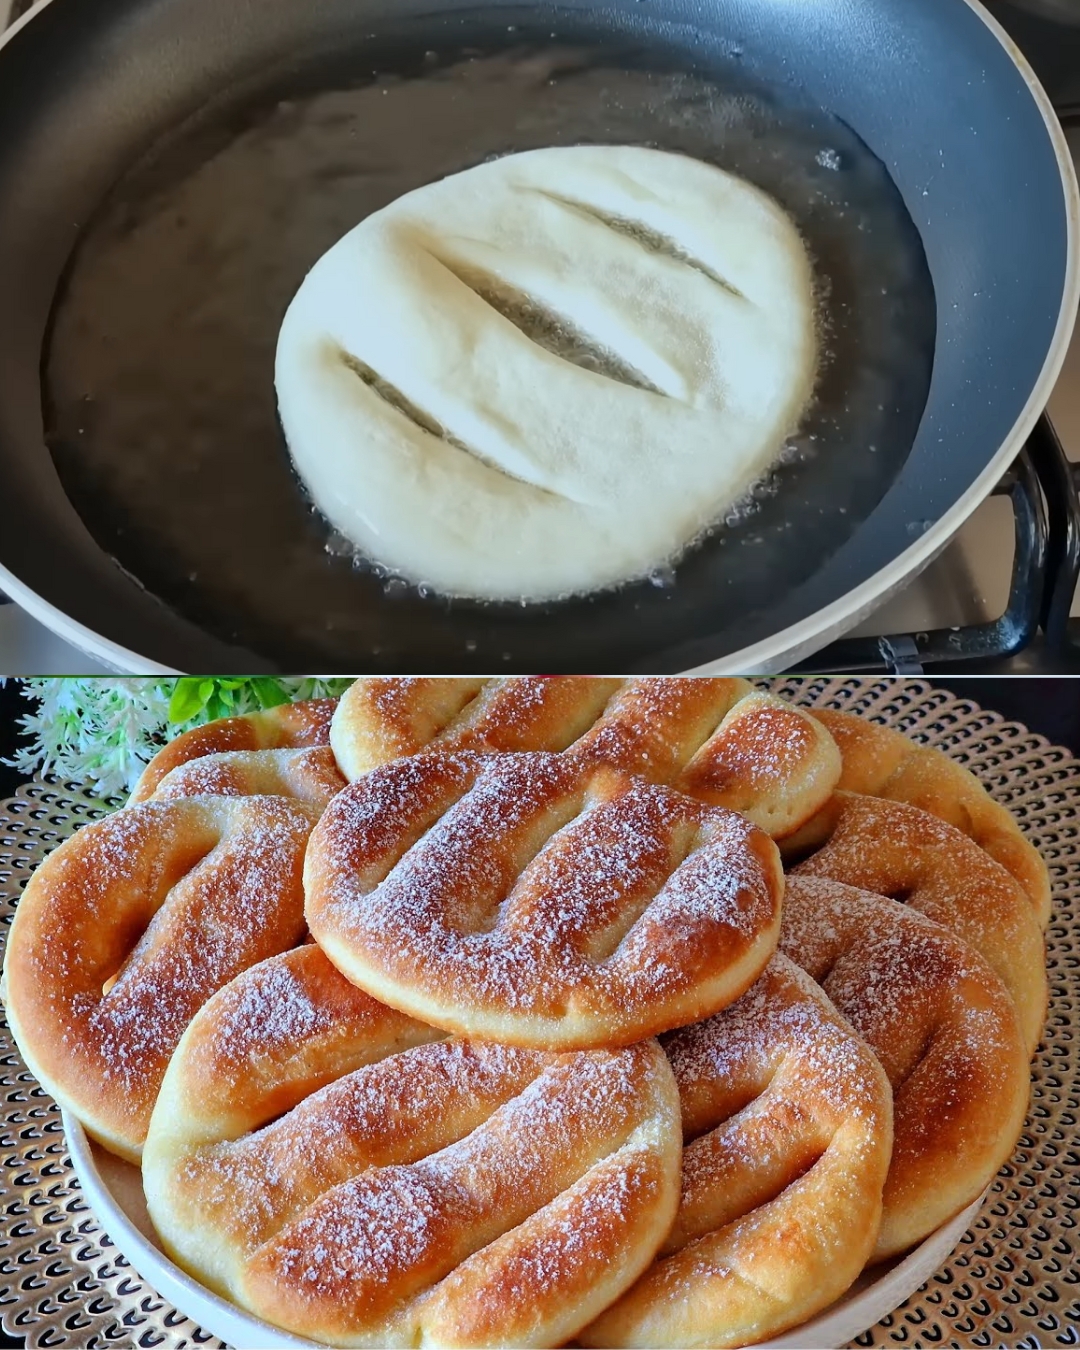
[1,677,1048,1348]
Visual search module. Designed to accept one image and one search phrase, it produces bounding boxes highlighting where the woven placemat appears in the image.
[0,677,1077,1348]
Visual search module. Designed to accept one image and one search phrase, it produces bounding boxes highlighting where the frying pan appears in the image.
[0,0,1075,674]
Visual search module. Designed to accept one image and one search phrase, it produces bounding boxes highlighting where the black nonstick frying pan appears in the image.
[0,0,1075,673]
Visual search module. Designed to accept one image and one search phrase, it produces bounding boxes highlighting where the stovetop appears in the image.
[805,0,1080,675]
[0,0,1077,675]
[821,118,1080,674]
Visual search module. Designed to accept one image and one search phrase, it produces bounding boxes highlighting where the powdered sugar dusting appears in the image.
[442,677,566,744]
[430,1139,663,1335]
[41,797,310,1126]
[315,756,780,1034]
[429,678,625,759]
[197,1040,663,1337]
[179,1038,542,1253]
[655,955,889,1262]
[791,793,1044,1044]
[374,754,578,934]
[781,874,1017,1095]
[213,955,338,1059]
[151,747,342,808]
[364,677,469,760]
[665,956,881,1128]
[501,778,693,960]
[571,677,736,782]
[693,699,816,786]
[268,1165,443,1306]
[318,752,484,904]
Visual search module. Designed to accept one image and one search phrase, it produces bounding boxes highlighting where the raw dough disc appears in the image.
[275,145,817,601]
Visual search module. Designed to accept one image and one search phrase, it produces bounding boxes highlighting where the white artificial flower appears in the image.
[3,677,350,797]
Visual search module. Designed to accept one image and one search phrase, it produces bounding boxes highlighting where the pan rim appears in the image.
[0,0,1075,676]
[684,0,1080,673]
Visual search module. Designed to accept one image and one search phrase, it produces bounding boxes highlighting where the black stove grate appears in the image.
[794,417,1080,675]
[801,102,1079,676]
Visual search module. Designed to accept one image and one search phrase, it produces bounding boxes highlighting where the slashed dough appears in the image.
[275,145,817,600]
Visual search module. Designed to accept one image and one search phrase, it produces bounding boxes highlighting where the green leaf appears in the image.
[205,691,231,720]
[250,678,291,710]
[168,678,210,724]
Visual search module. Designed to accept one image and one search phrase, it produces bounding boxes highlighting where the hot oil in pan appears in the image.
[43,42,935,670]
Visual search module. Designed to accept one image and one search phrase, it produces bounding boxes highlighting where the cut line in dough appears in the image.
[430,254,669,397]
[527,186,751,301]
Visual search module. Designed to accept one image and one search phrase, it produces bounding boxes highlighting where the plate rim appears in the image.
[64,1109,985,1350]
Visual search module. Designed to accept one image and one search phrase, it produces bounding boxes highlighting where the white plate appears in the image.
[65,1111,983,1350]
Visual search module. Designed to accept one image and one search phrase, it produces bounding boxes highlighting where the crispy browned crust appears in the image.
[580,955,893,1348]
[673,691,842,835]
[143,945,682,1348]
[328,679,488,779]
[129,699,337,804]
[781,876,1030,1258]
[2,796,316,1160]
[812,709,1051,926]
[150,747,346,813]
[550,677,752,784]
[791,792,1048,1054]
[329,677,623,780]
[330,684,1046,910]
[305,752,784,1049]
[331,677,843,841]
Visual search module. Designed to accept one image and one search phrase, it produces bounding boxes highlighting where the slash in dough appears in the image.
[274,145,817,601]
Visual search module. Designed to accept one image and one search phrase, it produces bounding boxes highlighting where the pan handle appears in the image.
[791,434,1052,675]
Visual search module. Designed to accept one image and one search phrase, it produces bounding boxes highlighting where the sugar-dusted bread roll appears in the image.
[144,945,682,1347]
[329,676,842,840]
[581,955,893,1348]
[808,708,1051,924]
[791,793,1048,1053]
[2,796,317,1160]
[276,146,817,600]
[781,876,1029,1259]
[149,746,346,813]
[129,697,336,803]
[305,751,784,1049]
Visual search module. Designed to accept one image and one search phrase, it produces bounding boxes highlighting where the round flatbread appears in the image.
[275,145,817,600]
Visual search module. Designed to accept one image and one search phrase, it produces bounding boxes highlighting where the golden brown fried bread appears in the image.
[143,945,682,1348]
[331,677,841,840]
[561,676,751,783]
[149,747,346,812]
[305,752,784,1048]
[329,676,623,780]
[791,793,1047,1053]
[561,680,841,837]
[669,690,842,835]
[580,955,893,1348]
[781,876,1029,1259]
[129,698,337,803]
[2,796,316,1161]
[812,708,1050,925]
